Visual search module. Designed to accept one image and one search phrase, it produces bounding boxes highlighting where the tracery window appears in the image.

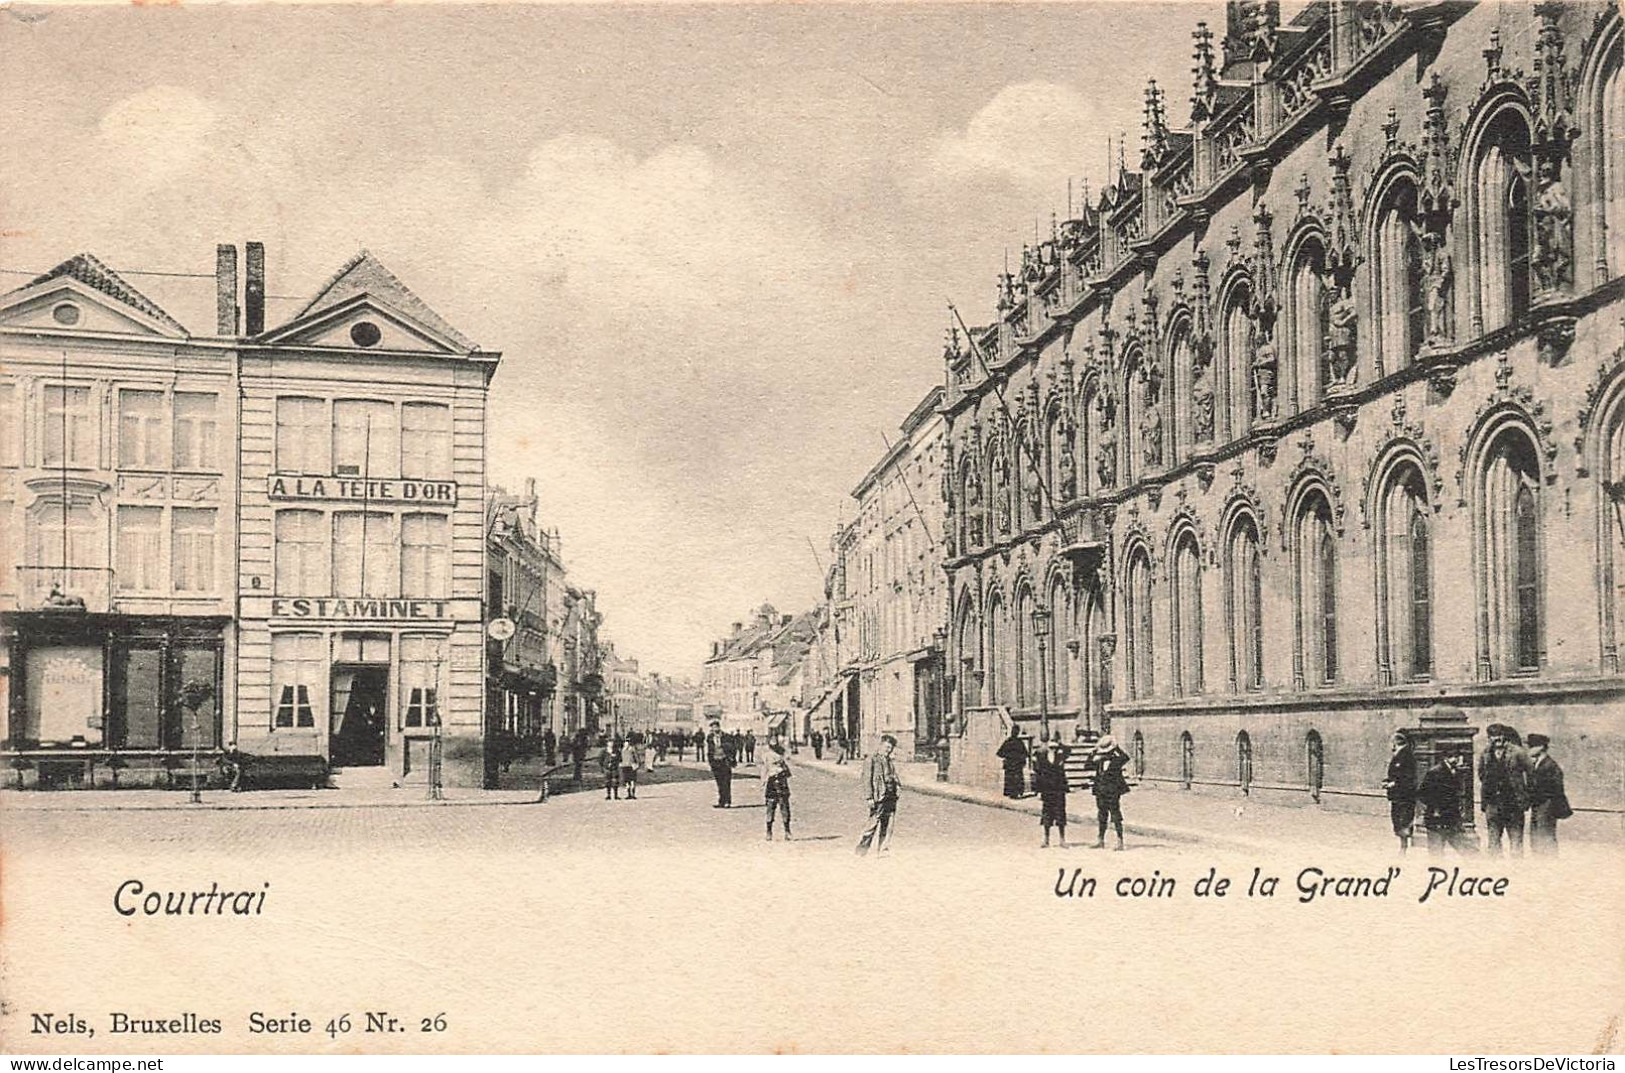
[1125,548,1155,700]
[1473,110,1535,332]
[1288,238,1328,410]
[1295,492,1339,687]
[1374,180,1426,368]
[1477,428,1543,677]
[1377,463,1433,682]
[1223,287,1256,439]
[1226,515,1265,691]
[1170,531,1204,696]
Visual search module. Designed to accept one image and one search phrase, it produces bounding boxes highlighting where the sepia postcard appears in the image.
[1,0,1623,1057]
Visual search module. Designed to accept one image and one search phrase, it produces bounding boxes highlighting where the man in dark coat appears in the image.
[1033,739,1069,848]
[1479,724,1531,855]
[1383,731,1419,853]
[996,726,1029,799]
[707,721,733,808]
[745,731,757,764]
[1419,749,1471,855]
[543,728,557,767]
[694,728,707,762]
[1526,733,1570,855]
[1091,734,1131,850]
[812,730,824,760]
[855,735,901,856]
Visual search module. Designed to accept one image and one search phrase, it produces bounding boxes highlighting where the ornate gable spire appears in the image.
[1417,73,1457,236]
[1142,79,1170,170]
[1191,22,1218,121]
[1531,2,1580,161]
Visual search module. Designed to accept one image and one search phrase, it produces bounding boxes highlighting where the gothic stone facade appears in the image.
[942,1,1625,817]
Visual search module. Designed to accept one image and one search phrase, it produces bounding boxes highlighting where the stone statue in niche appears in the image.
[1141,377,1163,469]
[1058,437,1077,502]
[1326,285,1357,386]
[1026,459,1044,518]
[1096,395,1118,489]
[1420,229,1454,345]
[1252,331,1278,422]
[1532,159,1572,296]
[1192,370,1215,442]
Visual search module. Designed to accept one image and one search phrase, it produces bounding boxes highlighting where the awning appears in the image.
[765,711,788,731]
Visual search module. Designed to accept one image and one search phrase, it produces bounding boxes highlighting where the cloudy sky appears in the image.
[1,2,1200,677]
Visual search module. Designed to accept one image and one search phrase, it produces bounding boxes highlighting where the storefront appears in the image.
[3,611,227,788]
[236,596,483,786]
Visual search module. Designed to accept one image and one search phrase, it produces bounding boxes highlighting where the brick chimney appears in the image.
[245,241,266,335]
[215,244,239,335]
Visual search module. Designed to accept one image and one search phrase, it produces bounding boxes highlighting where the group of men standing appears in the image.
[1385,725,1572,855]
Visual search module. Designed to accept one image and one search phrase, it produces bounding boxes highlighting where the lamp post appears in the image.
[1031,604,1052,742]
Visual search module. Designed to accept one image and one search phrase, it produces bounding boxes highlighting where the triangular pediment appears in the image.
[0,254,187,338]
[256,294,468,355]
[259,250,478,355]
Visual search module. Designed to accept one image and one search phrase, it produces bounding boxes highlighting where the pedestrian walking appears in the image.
[675,733,686,763]
[835,735,849,765]
[707,721,733,808]
[855,735,901,856]
[1526,733,1571,855]
[695,728,707,762]
[1033,739,1069,848]
[620,737,641,800]
[1382,730,1419,853]
[762,741,793,841]
[603,737,623,800]
[745,731,757,764]
[996,725,1029,799]
[1419,749,1471,855]
[1479,724,1530,855]
[812,730,824,760]
[543,728,557,767]
[1091,734,1131,850]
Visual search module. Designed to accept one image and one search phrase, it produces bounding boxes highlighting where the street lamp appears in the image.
[1031,604,1052,742]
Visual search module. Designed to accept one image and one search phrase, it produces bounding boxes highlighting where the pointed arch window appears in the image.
[1048,576,1072,707]
[1289,238,1328,411]
[1295,493,1339,687]
[1015,585,1035,709]
[1226,516,1264,691]
[985,592,1006,706]
[1236,730,1254,793]
[1375,180,1425,368]
[1171,531,1204,696]
[1474,110,1535,332]
[1478,428,1543,677]
[1306,730,1325,802]
[1125,549,1155,700]
[1168,324,1192,462]
[1122,353,1144,486]
[1224,290,1256,438]
[1378,464,1433,682]
[1604,57,1625,279]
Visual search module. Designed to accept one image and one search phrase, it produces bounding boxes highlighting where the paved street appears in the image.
[2,761,1158,857]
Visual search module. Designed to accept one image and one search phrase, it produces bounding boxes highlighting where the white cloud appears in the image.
[97,85,218,180]
[923,80,1140,203]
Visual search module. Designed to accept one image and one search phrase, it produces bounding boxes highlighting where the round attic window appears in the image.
[350,321,382,348]
[52,303,81,326]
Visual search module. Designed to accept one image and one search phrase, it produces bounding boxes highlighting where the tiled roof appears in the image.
[22,253,187,334]
[290,250,476,351]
